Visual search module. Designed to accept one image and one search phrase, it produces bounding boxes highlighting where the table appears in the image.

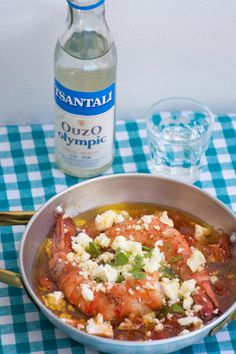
[0,116,236,354]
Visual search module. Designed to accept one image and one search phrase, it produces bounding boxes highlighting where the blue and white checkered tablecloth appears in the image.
[0,116,235,354]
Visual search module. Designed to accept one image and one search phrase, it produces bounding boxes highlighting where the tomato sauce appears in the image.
[33,203,236,341]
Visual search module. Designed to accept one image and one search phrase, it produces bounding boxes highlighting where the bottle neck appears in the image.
[60,0,113,58]
[67,1,106,30]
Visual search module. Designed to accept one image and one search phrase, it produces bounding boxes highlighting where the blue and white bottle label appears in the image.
[54,80,115,170]
[55,80,115,116]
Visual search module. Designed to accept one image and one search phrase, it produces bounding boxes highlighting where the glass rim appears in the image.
[146,96,215,145]
[146,97,215,117]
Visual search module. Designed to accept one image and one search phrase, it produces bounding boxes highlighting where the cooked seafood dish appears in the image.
[35,203,235,341]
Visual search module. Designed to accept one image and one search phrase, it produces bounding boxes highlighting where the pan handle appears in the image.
[0,269,24,288]
[0,211,34,287]
[209,310,236,336]
[0,211,35,226]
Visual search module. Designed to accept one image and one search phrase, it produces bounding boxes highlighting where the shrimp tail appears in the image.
[52,215,65,252]
[194,271,220,310]
[199,280,220,309]
[193,287,222,322]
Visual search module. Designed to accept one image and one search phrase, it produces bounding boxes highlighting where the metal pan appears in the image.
[1,174,236,354]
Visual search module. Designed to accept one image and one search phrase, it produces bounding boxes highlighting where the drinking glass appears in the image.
[146,97,214,183]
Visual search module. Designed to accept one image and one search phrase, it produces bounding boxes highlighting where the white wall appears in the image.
[1,0,236,125]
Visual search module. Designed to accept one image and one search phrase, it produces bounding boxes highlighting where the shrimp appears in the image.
[48,215,164,322]
[105,213,222,320]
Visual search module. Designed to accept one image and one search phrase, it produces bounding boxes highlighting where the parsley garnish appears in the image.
[114,250,129,266]
[87,242,100,258]
[170,255,182,263]
[168,303,185,314]
[134,254,145,268]
[129,270,146,280]
[129,254,146,279]
[116,274,125,283]
[164,243,171,251]
[142,246,152,252]
[143,252,152,258]
[158,303,184,319]
[96,277,103,283]
[160,264,176,279]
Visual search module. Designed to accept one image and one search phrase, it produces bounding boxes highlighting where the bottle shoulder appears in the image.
[56,29,116,61]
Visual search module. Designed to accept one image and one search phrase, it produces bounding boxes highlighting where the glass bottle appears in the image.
[54,0,117,177]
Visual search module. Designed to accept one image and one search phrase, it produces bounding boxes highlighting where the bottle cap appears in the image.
[67,0,105,10]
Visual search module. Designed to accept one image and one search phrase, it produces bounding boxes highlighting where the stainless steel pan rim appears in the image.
[18,173,236,348]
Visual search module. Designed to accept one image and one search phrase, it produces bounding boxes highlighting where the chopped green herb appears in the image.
[164,243,171,251]
[170,255,182,263]
[160,265,176,280]
[87,242,100,258]
[96,277,103,283]
[142,246,152,252]
[115,251,129,266]
[144,252,152,258]
[157,303,184,319]
[134,254,145,267]
[116,274,125,283]
[129,270,146,280]
[168,303,185,314]
[157,307,168,319]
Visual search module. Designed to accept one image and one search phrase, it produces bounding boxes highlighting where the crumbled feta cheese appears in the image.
[179,279,196,310]
[155,240,163,247]
[71,242,85,254]
[141,215,154,224]
[154,225,161,231]
[210,275,218,284]
[111,236,142,255]
[183,296,194,310]
[167,313,173,320]
[97,252,115,263]
[155,323,164,331]
[81,284,94,302]
[120,210,130,220]
[179,279,196,297]
[132,224,143,231]
[95,264,118,283]
[143,282,154,289]
[74,252,90,264]
[178,316,203,327]
[111,236,128,251]
[95,283,106,293]
[119,264,133,280]
[161,277,180,304]
[52,291,64,304]
[187,249,206,273]
[95,210,129,231]
[142,312,158,324]
[67,252,75,262]
[194,224,211,241]
[79,259,99,279]
[178,247,184,253]
[118,318,141,330]
[193,304,203,313]
[86,314,113,338]
[159,211,174,227]
[94,233,111,248]
[179,329,190,335]
[185,309,194,317]
[213,308,219,314]
[72,232,93,250]
[143,247,165,273]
